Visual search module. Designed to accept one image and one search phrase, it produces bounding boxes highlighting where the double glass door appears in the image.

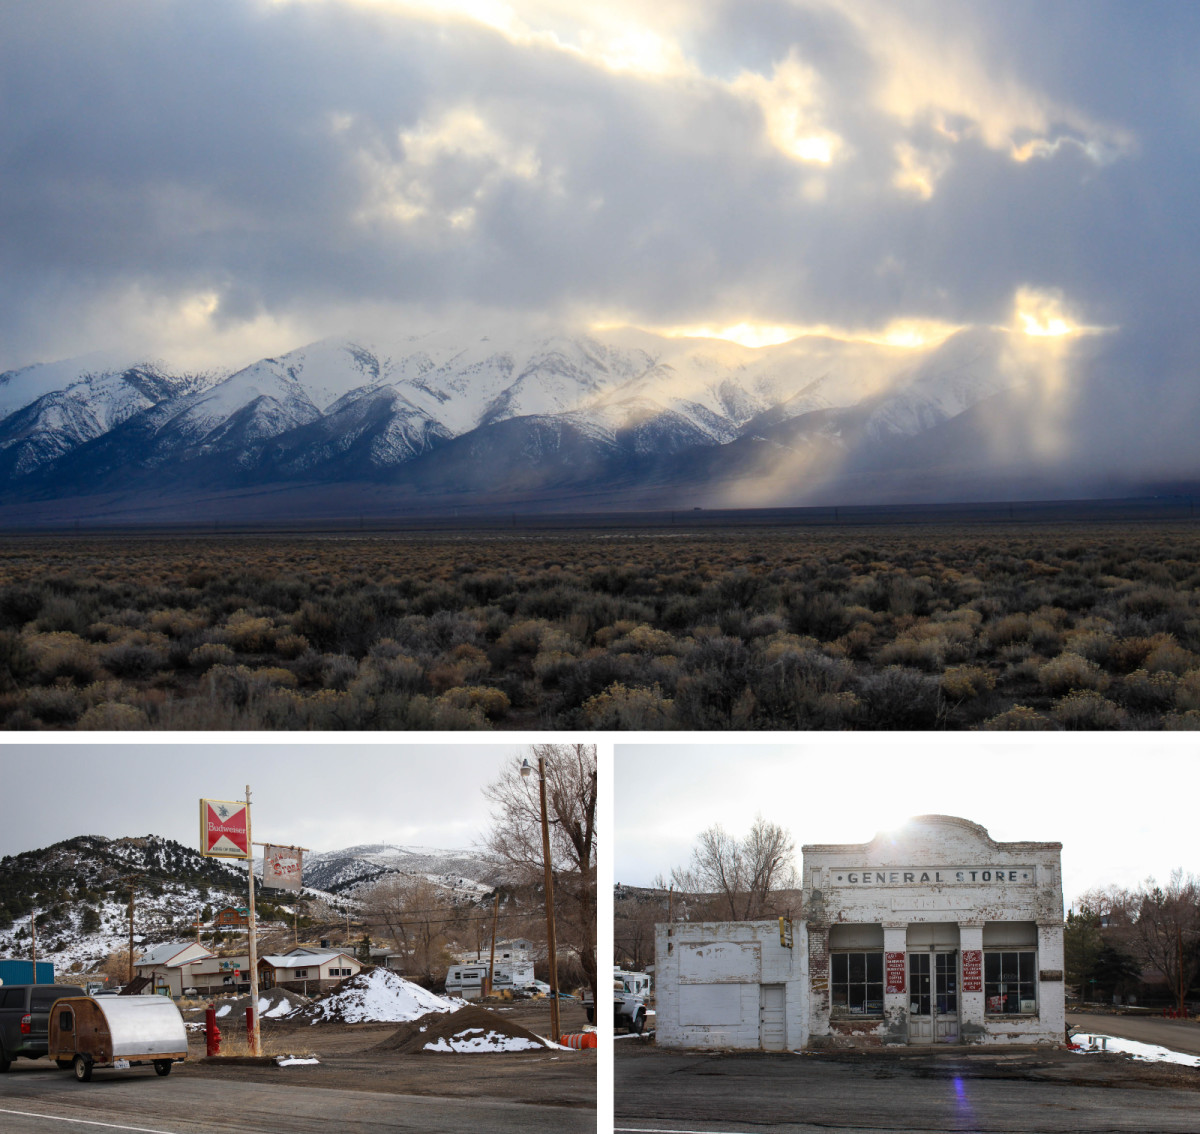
[909,950,958,1043]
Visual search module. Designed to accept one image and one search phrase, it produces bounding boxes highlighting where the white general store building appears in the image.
[655,816,1065,1050]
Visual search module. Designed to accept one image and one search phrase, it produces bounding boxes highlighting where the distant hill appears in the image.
[0,834,496,976]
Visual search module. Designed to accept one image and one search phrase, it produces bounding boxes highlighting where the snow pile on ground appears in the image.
[372,1004,566,1054]
[1071,1032,1200,1068]
[286,968,459,1025]
[276,1056,320,1066]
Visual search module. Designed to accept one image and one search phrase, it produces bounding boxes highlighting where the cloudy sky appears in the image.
[0,743,527,858]
[614,736,1200,909]
[3,1,1198,479]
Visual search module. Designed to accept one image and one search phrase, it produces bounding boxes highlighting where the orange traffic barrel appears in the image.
[560,1032,598,1049]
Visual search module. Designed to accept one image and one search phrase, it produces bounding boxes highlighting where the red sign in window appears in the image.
[962,949,982,992]
[885,951,906,994]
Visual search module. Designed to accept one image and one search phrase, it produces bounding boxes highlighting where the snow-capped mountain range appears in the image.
[0,835,497,975]
[0,324,1072,514]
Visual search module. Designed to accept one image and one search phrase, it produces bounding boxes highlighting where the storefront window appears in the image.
[831,952,884,1015]
[984,951,1037,1014]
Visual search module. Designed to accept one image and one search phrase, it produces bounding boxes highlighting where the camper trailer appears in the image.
[47,995,187,1082]
[445,964,490,998]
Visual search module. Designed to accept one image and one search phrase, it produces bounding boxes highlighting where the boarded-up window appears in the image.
[679,983,744,1026]
[679,942,761,984]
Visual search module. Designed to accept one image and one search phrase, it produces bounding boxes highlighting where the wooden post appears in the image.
[245,785,261,1057]
[128,880,137,983]
[486,894,500,996]
[538,756,561,1045]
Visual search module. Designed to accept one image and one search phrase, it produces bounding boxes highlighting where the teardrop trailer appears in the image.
[46,996,188,1082]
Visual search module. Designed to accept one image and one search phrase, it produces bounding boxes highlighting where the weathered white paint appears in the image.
[655,921,806,1050]
[679,942,761,984]
[654,816,1065,1051]
[804,815,1064,1049]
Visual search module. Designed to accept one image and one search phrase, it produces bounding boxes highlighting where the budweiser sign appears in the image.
[200,798,250,859]
[263,845,303,890]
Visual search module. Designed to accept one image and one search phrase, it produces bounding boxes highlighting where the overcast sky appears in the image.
[2,2,1198,452]
[0,743,527,859]
[614,737,1200,910]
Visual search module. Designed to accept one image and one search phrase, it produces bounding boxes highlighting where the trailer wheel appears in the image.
[154,1061,173,1077]
[73,1056,92,1083]
[631,1010,646,1035]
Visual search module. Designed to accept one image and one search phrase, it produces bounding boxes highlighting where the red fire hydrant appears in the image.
[205,1006,221,1056]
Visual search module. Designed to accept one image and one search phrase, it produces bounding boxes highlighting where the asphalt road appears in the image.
[0,1062,590,1134]
[615,1046,1200,1134]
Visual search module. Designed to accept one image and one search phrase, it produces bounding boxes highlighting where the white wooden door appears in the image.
[760,984,786,1051]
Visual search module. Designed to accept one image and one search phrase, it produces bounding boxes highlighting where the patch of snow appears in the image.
[1071,1032,1200,1068]
[264,998,293,1018]
[423,1029,551,1053]
[216,1005,231,1017]
[276,1056,320,1066]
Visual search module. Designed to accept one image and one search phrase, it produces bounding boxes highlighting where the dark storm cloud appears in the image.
[1,0,1198,484]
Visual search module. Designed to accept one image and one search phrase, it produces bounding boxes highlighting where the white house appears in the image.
[655,816,1065,1050]
[133,942,217,997]
[258,949,362,993]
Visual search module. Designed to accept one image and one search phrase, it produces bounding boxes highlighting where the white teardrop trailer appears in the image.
[47,996,188,1082]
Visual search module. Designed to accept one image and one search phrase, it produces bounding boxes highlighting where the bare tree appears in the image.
[671,815,798,921]
[360,874,456,982]
[482,744,597,1003]
[1131,871,1200,1013]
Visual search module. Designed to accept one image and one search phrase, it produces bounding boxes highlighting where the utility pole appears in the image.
[1179,923,1185,1016]
[522,755,561,1044]
[245,785,262,1057]
[126,876,141,984]
[486,893,500,997]
[31,914,37,984]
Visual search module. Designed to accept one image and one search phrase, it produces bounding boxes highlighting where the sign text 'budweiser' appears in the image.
[200,798,251,859]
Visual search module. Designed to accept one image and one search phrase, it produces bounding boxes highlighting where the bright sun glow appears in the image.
[1013,287,1078,337]
[613,318,962,351]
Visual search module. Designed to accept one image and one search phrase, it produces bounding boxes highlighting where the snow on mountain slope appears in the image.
[299,843,496,894]
[0,324,1039,501]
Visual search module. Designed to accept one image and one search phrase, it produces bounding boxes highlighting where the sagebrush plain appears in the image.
[2,521,1199,730]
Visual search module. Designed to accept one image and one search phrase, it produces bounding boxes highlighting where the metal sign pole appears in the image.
[245,784,261,1057]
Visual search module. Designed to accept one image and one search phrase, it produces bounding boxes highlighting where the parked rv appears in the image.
[444,963,489,998]
[46,995,187,1082]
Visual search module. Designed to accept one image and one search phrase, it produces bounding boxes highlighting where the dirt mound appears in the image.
[285,968,456,1025]
[373,1005,560,1054]
[208,987,310,1021]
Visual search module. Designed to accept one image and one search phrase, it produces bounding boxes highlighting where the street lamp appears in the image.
[521,756,561,1045]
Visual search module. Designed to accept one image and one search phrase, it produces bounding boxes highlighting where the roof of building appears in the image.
[259,951,356,970]
[136,942,216,968]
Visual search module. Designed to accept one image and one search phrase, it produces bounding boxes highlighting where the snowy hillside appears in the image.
[0,834,494,977]
[0,324,1033,508]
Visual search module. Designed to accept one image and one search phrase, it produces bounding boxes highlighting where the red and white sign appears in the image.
[962,949,983,992]
[885,951,906,995]
[200,798,250,859]
[263,845,303,890]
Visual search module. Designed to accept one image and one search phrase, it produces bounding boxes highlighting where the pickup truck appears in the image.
[0,984,86,1071]
[583,978,647,1033]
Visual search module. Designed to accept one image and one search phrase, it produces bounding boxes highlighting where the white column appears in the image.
[959,924,984,1042]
